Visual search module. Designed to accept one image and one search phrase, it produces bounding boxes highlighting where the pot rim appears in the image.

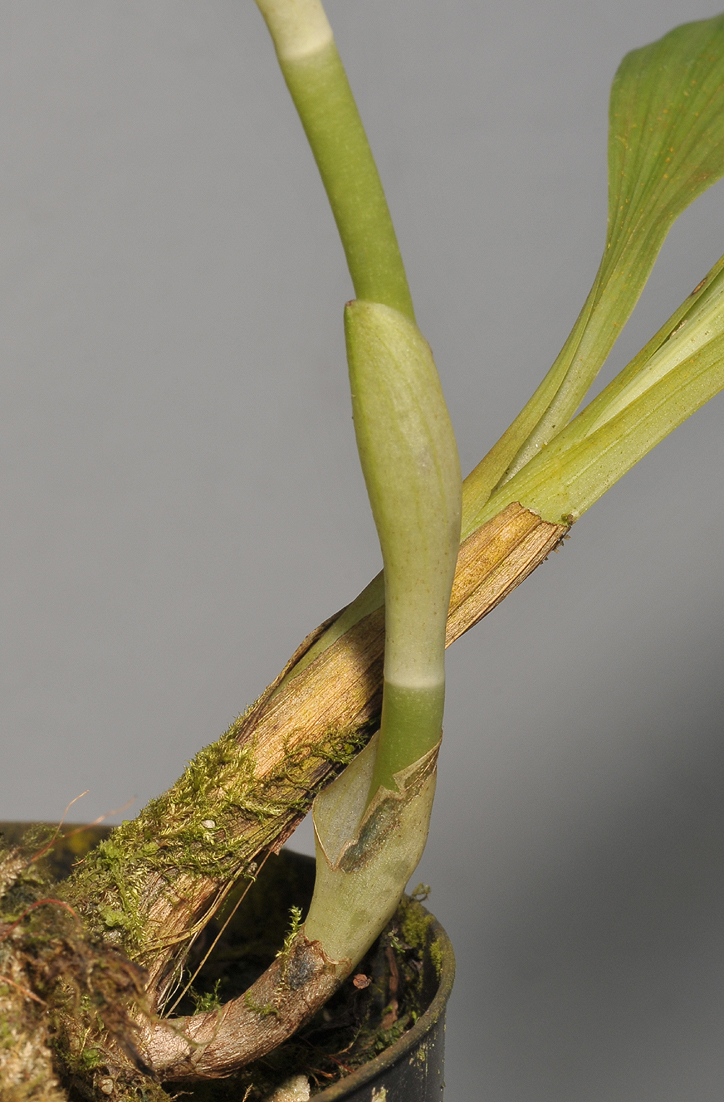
[311,901,455,1101]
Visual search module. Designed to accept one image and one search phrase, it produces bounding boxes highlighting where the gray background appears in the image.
[2,2,724,1099]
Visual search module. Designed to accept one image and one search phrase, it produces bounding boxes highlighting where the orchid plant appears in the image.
[3,2,724,1099]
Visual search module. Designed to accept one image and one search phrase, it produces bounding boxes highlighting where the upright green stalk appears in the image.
[255,0,460,796]
[256,0,461,971]
[255,0,414,319]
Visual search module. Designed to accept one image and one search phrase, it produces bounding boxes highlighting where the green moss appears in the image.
[243,990,280,1018]
[63,708,371,960]
[0,1014,15,1049]
[189,979,222,1013]
[277,906,303,960]
[0,832,152,1101]
[98,906,130,930]
[65,1041,103,1074]
[397,892,445,980]
[398,896,433,953]
[429,938,444,981]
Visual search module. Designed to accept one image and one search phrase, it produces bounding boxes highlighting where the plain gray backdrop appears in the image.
[3,3,724,1100]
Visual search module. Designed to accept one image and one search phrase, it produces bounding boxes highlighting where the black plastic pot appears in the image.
[0,824,455,1101]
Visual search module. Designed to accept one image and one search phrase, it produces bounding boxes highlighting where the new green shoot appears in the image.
[345,301,461,797]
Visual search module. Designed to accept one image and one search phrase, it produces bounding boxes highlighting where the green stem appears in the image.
[367,681,444,794]
[256,1,414,319]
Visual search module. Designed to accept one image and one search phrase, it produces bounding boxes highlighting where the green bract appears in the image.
[345,302,461,690]
[345,301,461,794]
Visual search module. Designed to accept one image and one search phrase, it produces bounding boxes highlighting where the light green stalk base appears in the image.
[367,681,444,797]
[343,301,460,801]
[304,733,438,967]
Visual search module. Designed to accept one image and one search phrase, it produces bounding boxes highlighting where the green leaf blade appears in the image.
[479,252,724,526]
[464,12,724,521]
[496,333,724,525]
[607,14,724,260]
